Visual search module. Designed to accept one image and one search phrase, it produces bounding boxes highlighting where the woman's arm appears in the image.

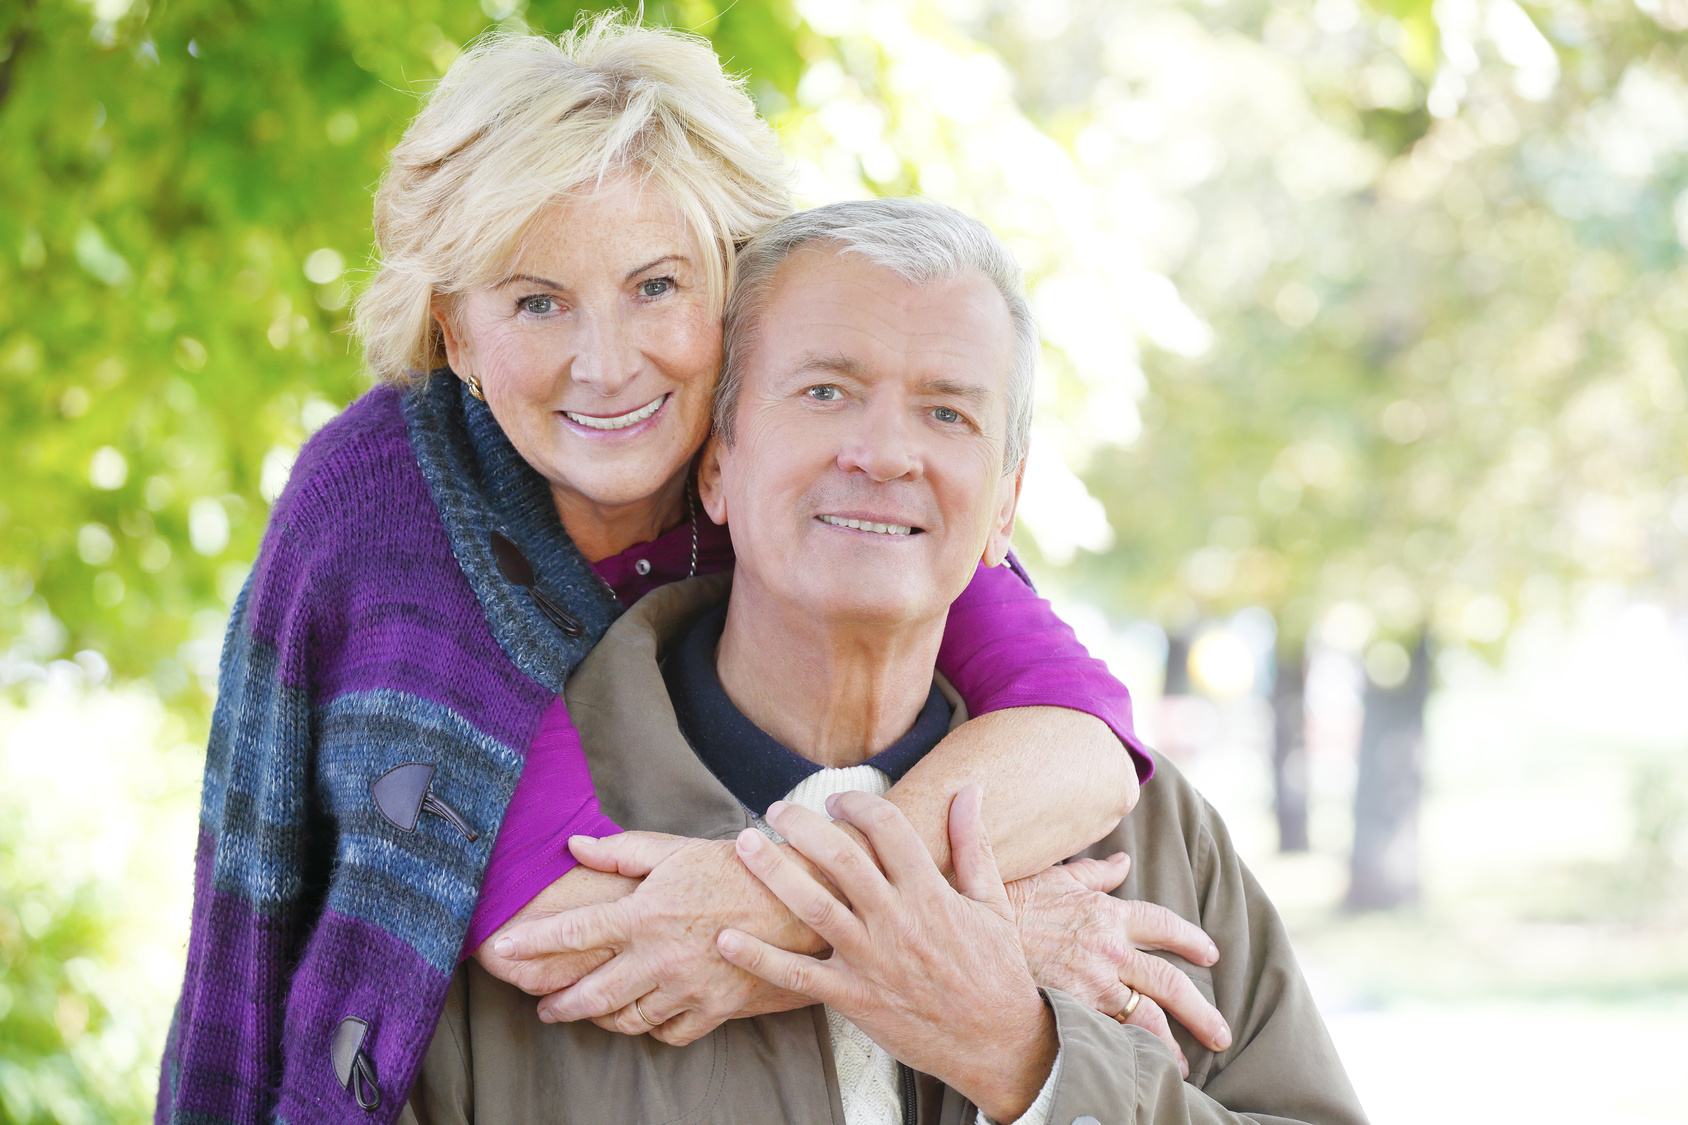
[475,706,1135,1030]
[478,706,1141,987]
[474,707,1136,1041]
[477,701,1134,987]
[462,697,623,958]
[482,825,1228,1056]
[479,555,1142,949]
[876,706,1135,884]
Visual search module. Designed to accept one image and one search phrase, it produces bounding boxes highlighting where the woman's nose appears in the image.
[569,309,641,396]
[836,404,921,482]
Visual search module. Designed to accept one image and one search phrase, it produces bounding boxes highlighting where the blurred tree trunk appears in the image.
[1345,632,1431,911]
[1271,638,1310,853]
[1163,629,1192,696]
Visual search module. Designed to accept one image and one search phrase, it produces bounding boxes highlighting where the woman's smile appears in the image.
[560,392,670,434]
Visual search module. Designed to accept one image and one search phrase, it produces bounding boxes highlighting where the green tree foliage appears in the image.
[962,0,1688,660]
[0,813,127,1124]
[0,0,811,707]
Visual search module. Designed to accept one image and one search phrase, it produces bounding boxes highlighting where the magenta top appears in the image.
[463,515,1149,954]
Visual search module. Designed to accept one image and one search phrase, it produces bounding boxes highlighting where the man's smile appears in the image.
[816,514,922,536]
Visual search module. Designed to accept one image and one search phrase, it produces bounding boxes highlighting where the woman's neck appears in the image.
[552,473,689,564]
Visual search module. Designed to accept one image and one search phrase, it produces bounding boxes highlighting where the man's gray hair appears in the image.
[715,198,1037,472]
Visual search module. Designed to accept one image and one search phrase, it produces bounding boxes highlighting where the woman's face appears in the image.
[437,177,720,539]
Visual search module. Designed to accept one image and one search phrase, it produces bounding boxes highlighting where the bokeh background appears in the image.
[3,0,1687,1119]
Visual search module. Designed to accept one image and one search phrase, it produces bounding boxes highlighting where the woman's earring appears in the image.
[465,372,486,401]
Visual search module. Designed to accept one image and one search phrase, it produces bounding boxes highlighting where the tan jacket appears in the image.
[400,575,1369,1125]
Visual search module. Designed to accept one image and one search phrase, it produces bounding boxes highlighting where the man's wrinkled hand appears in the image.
[1007,853,1231,1076]
[717,786,1058,1125]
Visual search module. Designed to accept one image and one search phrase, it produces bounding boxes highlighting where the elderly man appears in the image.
[400,199,1367,1125]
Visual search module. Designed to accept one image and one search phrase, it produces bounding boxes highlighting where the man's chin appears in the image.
[791,578,944,629]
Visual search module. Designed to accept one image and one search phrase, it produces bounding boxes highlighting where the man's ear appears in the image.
[697,434,729,526]
[431,296,473,379]
[981,459,1024,568]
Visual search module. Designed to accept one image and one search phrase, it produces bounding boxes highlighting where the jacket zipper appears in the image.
[899,1062,918,1125]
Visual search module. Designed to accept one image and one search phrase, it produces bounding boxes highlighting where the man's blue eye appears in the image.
[521,295,555,315]
[807,385,840,401]
[933,406,962,423]
[640,278,673,298]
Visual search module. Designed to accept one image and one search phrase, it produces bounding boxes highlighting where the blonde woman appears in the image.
[158,18,1224,1121]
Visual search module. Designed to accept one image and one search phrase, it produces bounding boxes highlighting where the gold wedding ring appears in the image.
[1115,988,1142,1022]
[634,996,659,1027]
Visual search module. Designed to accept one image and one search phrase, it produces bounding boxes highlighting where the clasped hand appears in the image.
[480,804,1231,1069]
[718,786,1056,1123]
[477,831,818,1046]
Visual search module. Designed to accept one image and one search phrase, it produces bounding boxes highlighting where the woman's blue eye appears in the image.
[806,385,840,401]
[933,406,962,424]
[520,295,555,315]
[640,277,673,298]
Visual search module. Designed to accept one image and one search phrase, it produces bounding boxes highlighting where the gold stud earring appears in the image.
[465,372,485,401]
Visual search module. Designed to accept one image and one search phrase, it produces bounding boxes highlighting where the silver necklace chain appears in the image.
[686,483,699,578]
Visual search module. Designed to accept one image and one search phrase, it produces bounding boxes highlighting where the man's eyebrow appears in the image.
[624,255,687,281]
[790,351,867,378]
[917,377,991,407]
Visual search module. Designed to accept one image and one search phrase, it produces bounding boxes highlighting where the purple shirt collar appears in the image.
[591,512,735,607]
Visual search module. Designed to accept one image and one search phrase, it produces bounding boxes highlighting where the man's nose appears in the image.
[568,309,641,396]
[836,402,921,482]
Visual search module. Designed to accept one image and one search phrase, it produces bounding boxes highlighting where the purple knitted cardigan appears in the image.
[157,374,623,1123]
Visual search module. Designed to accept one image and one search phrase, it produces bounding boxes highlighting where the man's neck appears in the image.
[714,576,946,770]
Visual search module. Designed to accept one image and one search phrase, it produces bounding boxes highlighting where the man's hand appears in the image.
[717,786,1058,1125]
[1007,855,1232,1077]
[486,831,815,1046]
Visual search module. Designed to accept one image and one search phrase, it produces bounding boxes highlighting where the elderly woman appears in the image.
[157,18,1225,1123]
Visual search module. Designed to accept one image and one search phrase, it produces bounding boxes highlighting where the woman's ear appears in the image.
[981,460,1024,568]
[697,435,729,526]
[431,296,473,379]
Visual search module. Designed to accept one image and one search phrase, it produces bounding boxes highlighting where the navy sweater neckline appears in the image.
[662,604,952,816]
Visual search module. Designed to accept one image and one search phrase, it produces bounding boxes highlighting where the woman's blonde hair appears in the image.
[355,13,792,384]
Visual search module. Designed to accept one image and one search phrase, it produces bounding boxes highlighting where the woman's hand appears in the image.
[1005,853,1232,1076]
[489,831,818,1046]
[475,860,642,997]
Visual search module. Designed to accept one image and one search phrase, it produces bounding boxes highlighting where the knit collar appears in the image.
[662,604,953,816]
[402,369,622,695]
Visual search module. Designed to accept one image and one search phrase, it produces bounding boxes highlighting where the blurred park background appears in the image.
[3,0,1687,1119]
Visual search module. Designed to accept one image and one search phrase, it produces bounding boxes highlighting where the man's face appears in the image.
[700,245,1022,628]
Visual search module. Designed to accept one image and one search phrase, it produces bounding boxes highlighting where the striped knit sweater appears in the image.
[156,372,619,1124]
